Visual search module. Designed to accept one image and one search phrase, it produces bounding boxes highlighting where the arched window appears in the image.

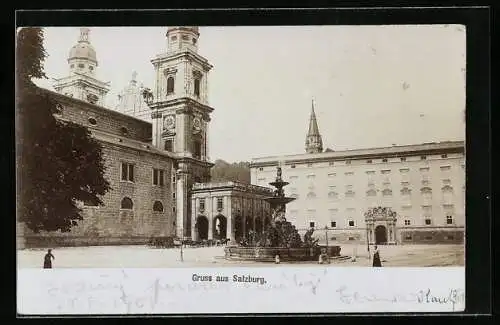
[421,187,433,205]
[366,189,377,197]
[382,189,393,196]
[194,78,200,97]
[442,185,454,205]
[328,191,338,200]
[153,201,164,212]
[121,197,133,210]
[167,77,175,94]
[306,192,316,199]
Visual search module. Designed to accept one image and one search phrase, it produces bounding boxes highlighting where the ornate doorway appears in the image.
[375,225,388,244]
[365,206,398,245]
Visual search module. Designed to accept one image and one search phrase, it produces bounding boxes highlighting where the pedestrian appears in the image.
[372,245,382,267]
[43,249,55,269]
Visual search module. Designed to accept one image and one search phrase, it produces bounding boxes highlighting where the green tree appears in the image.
[16,27,111,233]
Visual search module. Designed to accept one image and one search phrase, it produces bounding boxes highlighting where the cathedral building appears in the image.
[19,27,271,247]
[250,102,465,245]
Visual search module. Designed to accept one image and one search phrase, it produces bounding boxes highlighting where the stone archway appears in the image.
[196,215,209,240]
[234,215,243,242]
[364,206,398,245]
[213,215,227,240]
[375,225,388,245]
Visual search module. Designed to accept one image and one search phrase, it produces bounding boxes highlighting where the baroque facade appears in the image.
[250,103,465,245]
[19,27,261,247]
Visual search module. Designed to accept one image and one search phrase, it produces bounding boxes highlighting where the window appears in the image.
[446,215,453,225]
[172,206,176,213]
[182,35,189,41]
[307,163,313,167]
[307,174,316,179]
[404,219,411,226]
[199,198,205,211]
[425,218,432,225]
[88,117,97,125]
[348,237,355,241]
[328,192,338,200]
[70,64,74,68]
[192,38,197,45]
[440,166,451,172]
[441,154,448,158]
[328,173,336,177]
[348,220,355,227]
[194,78,201,97]
[164,139,173,152]
[306,192,316,199]
[258,167,263,171]
[382,189,393,197]
[366,159,372,163]
[381,169,391,175]
[167,77,175,94]
[153,201,164,212]
[424,236,433,240]
[405,234,412,240]
[421,156,427,160]
[171,36,177,41]
[345,190,355,198]
[400,157,406,162]
[89,65,94,71]
[330,221,336,228]
[366,189,376,197]
[121,197,133,210]
[120,127,129,136]
[345,160,351,164]
[121,163,134,182]
[193,140,202,159]
[217,197,223,210]
[78,63,84,68]
[172,174,176,184]
[291,164,296,169]
[382,158,388,163]
[329,161,334,166]
[152,168,165,186]
[309,222,315,228]
[445,235,454,240]
[345,172,354,176]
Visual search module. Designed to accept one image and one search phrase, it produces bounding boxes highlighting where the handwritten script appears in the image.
[18,269,465,314]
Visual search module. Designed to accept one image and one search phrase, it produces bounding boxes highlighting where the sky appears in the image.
[33,25,466,163]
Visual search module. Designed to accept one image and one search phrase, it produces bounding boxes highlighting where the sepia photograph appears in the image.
[16,22,468,314]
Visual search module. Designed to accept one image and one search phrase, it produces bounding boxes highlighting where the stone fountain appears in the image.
[224,166,341,262]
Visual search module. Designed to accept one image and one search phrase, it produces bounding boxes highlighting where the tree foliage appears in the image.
[210,159,251,183]
[16,27,111,233]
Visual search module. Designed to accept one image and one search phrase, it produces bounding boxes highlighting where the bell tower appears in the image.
[145,26,214,238]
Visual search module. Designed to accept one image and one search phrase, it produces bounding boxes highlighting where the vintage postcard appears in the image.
[16,24,466,314]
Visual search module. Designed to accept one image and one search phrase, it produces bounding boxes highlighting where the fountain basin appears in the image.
[224,245,341,262]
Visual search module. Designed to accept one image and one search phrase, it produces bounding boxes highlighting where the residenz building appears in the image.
[250,103,465,245]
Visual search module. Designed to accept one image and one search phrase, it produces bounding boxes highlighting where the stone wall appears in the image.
[18,141,177,249]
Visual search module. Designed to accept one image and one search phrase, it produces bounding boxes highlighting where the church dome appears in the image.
[167,26,199,35]
[69,43,97,62]
[68,28,97,63]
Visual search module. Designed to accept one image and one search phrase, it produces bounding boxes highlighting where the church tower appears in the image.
[146,26,215,238]
[305,99,323,153]
[53,28,110,106]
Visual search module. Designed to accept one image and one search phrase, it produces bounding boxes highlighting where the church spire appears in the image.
[305,99,323,153]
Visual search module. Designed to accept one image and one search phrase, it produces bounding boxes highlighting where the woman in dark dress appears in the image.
[372,245,382,267]
[43,249,55,269]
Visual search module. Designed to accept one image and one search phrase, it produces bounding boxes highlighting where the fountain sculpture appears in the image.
[224,166,341,262]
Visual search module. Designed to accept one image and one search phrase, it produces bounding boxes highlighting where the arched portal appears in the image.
[234,215,243,242]
[375,225,388,245]
[255,217,263,234]
[196,216,209,240]
[213,215,227,240]
[364,206,398,245]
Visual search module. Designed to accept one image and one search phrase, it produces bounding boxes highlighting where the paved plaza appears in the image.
[17,244,464,268]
